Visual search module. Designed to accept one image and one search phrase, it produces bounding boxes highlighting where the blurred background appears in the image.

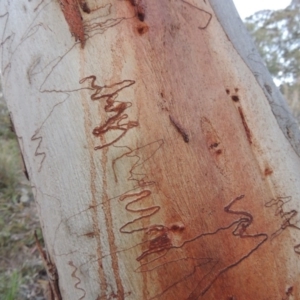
[234,0,300,121]
[0,84,46,297]
[0,0,299,299]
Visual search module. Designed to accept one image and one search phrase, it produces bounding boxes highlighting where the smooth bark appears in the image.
[1,0,300,299]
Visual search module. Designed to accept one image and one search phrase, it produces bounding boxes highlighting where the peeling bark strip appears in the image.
[9,114,30,180]
[34,232,61,300]
[58,0,90,47]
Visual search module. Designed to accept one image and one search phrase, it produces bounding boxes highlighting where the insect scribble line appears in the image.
[0,3,50,81]
[112,139,173,262]
[83,3,136,42]
[181,0,212,30]
[112,137,267,298]
[68,261,86,300]
[119,194,173,263]
[58,0,130,47]
[147,258,219,300]
[119,190,160,234]
[265,196,300,254]
[136,195,268,299]
[80,75,138,150]
[31,97,68,171]
[112,139,164,185]
[187,195,268,299]
[136,256,213,273]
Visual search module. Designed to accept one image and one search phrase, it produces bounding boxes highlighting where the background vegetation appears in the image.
[0,0,299,299]
[245,0,300,122]
[0,82,46,300]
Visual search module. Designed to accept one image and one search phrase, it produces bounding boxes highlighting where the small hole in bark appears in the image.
[210,142,219,149]
[171,224,185,232]
[137,24,148,35]
[231,95,239,102]
[286,286,293,296]
[137,12,145,21]
[81,3,90,13]
[264,168,273,176]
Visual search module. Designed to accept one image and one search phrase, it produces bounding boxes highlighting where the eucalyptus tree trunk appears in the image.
[1,0,300,299]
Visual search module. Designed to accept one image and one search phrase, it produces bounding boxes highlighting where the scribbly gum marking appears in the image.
[265,196,300,251]
[58,0,108,48]
[79,75,138,150]
[101,105,273,298]
[4,0,299,298]
[119,0,300,297]
[68,261,86,300]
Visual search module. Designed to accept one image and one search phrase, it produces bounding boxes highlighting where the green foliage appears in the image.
[0,88,23,202]
[245,1,300,83]
[0,102,15,140]
[0,139,22,201]
[0,270,21,300]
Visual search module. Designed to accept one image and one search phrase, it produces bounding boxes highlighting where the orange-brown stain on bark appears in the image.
[79,64,108,296]
[201,117,228,175]
[58,0,90,47]
[74,0,298,298]
[264,167,273,176]
[137,23,149,35]
[238,106,252,144]
[231,95,240,102]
